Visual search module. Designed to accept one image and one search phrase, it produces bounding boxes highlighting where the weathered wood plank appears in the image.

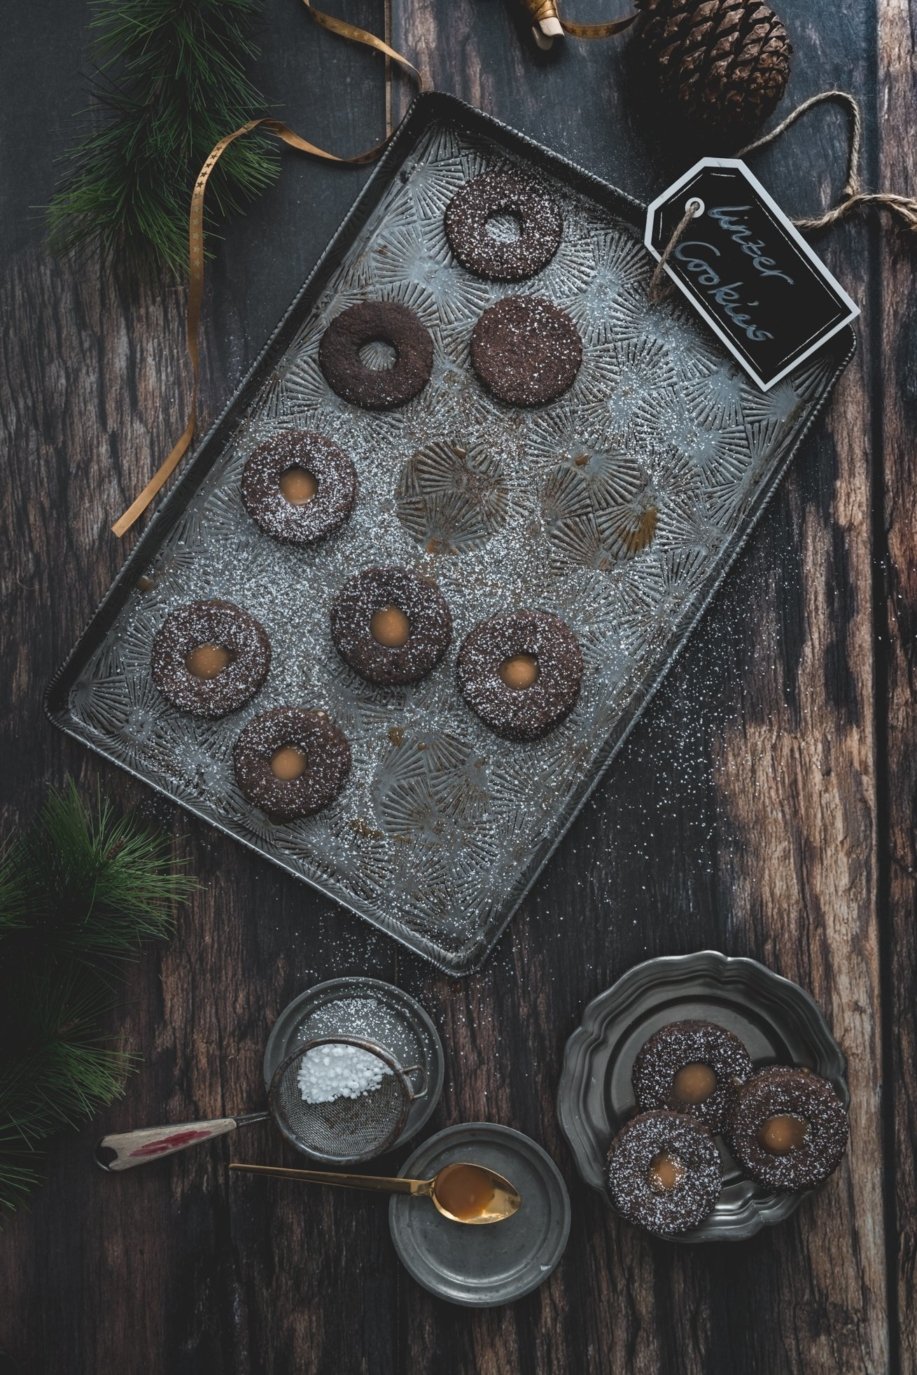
[877,0,917,1369]
[389,0,889,1371]
[0,0,907,1370]
[0,2,398,1374]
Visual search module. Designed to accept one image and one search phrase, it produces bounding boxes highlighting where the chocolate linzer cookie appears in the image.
[726,1066,848,1192]
[330,566,452,686]
[241,430,357,546]
[456,609,583,741]
[151,599,271,718]
[444,171,563,282]
[318,301,434,410]
[470,296,582,406]
[233,706,351,821]
[605,1109,722,1237]
[632,1019,753,1134]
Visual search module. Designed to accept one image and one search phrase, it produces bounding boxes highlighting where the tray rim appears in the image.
[46,90,857,975]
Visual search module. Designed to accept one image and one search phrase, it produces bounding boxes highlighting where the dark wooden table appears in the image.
[1,1,914,1371]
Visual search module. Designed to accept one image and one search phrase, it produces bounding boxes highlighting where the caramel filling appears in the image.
[758,1113,808,1155]
[279,466,318,505]
[672,1062,717,1105]
[647,1151,684,1194]
[434,1164,496,1221]
[185,643,232,680]
[499,654,539,690]
[370,605,410,648]
[270,746,307,781]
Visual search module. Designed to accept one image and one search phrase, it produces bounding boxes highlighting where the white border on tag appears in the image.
[644,157,860,391]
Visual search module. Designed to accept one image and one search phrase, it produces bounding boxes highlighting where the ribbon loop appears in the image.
[522,0,636,41]
[113,3,426,537]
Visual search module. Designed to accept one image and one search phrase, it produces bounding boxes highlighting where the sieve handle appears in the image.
[96,1113,268,1171]
[229,1161,432,1196]
[401,1063,428,1100]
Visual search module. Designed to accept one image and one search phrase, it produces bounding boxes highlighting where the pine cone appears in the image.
[635,0,791,135]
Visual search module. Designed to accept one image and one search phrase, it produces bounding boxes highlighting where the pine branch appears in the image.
[0,781,195,1218]
[48,0,278,275]
[0,843,28,934]
[0,968,136,1149]
[0,1156,43,1220]
[18,779,196,962]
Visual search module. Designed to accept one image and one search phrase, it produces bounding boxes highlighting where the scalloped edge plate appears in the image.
[556,950,848,1242]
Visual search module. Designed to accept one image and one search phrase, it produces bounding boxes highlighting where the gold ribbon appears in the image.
[523,0,636,40]
[113,0,427,538]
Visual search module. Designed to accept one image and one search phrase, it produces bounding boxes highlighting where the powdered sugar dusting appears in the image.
[296,1042,392,1104]
[62,116,849,971]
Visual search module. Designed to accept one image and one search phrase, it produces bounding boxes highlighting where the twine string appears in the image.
[113,0,428,538]
[648,198,702,302]
[649,89,917,308]
[737,89,917,233]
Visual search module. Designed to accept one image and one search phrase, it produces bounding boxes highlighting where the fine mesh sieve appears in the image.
[268,1036,427,1165]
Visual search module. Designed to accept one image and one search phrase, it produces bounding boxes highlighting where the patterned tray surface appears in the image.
[56,105,852,971]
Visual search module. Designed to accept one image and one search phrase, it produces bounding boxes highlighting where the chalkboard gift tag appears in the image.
[645,157,859,391]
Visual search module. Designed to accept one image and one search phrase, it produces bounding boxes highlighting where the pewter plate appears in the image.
[556,950,849,1242]
[47,93,855,973]
[263,977,444,1146]
[389,1122,570,1306]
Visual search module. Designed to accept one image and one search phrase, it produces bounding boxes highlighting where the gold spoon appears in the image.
[229,1159,521,1225]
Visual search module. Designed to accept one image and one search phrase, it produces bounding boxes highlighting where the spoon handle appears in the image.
[229,1161,428,1196]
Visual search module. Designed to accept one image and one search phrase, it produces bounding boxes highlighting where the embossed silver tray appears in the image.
[47,94,855,974]
[556,951,849,1241]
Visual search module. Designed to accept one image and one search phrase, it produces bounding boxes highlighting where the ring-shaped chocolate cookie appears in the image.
[470,296,583,407]
[330,566,452,686]
[241,430,357,545]
[444,171,563,282]
[151,599,271,718]
[318,301,434,410]
[725,1067,848,1192]
[606,1110,722,1237]
[233,707,352,821]
[632,1019,753,1134]
[456,609,583,741]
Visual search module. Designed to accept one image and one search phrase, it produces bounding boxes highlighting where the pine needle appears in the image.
[0,780,195,1218]
[20,779,197,961]
[47,0,278,275]
[0,968,136,1147]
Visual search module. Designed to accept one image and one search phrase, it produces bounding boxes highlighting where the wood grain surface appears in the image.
[0,0,913,1372]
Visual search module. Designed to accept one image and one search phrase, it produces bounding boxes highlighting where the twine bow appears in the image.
[649,89,917,302]
[738,90,917,234]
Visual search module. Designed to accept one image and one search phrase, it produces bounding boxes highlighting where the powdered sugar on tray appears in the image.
[61,116,851,972]
[297,1042,392,1104]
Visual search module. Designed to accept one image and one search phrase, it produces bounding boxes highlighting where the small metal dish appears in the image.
[389,1122,571,1306]
[264,977,445,1148]
[556,950,848,1242]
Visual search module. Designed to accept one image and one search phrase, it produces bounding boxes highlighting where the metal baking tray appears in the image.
[47,92,855,974]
